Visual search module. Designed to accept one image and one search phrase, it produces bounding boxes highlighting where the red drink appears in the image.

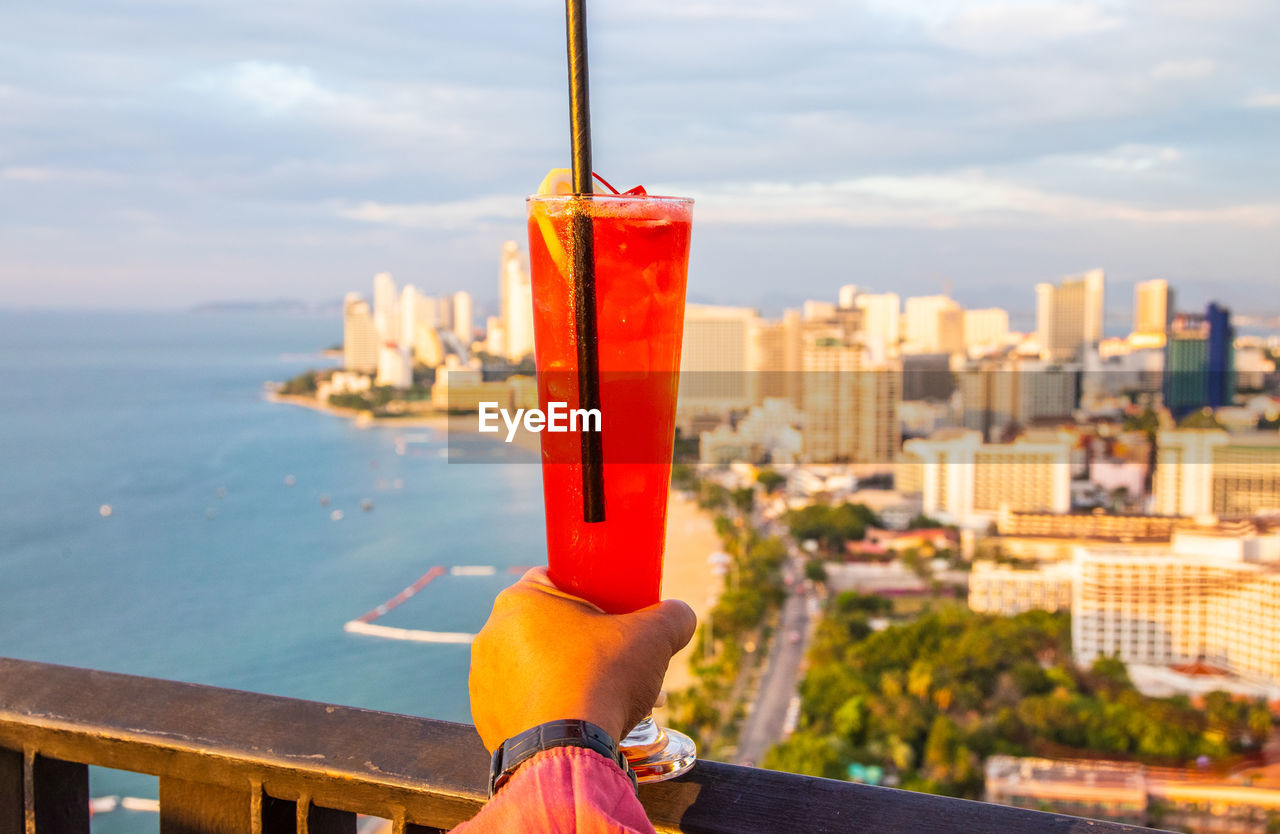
[526,194,692,614]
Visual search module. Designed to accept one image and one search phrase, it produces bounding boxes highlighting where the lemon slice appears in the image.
[532,169,572,276]
[538,168,574,196]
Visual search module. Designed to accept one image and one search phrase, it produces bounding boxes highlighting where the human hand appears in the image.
[468,567,697,751]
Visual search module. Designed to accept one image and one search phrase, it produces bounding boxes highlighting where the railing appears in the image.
[0,657,1171,833]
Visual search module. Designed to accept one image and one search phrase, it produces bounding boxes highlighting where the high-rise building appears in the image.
[837,284,859,310]
[853,292,900,363]
[803,300,837,322]
[903,295,961,354]
[801,333,900,464]
[499,242,535,361]
[753,309,803,409]
[452,290,474,347]
[962,308,1009,350]
[373,272,399,345]
[342,293,378,374]
[375,342,412,388]
[899,429,1072,526]
[1162,303,1234,418]
[1036,269,1105,361]
[678,304,759,415]
[1072,524,1280,685]
[1133,279,1172,336]
[969,561,1074,616]
[958,355,1079,440]
[399,285,423,359]
[1154,429,1280,518]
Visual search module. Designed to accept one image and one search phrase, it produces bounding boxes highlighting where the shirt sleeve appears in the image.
[452,746,656,834]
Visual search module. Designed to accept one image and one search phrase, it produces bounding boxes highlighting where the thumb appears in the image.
[627,599,697,656]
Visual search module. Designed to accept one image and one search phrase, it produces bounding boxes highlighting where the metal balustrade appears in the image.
[0,657,1171,833]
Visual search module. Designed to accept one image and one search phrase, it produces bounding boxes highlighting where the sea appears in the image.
[0,310,547,832]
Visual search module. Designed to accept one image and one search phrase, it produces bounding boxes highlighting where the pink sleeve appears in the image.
[452,746,656,834]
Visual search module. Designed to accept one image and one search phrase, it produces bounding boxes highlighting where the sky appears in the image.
[1,0,1278,323]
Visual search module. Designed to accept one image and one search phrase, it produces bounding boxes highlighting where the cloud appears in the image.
[604,0,805,22]
[1,166,121,184]
[1244,91,1280,109]
[683,171,1279,229]
[185,61,469,143]
[335,195,522,230]
[1080,144,1181,172]
[1151,58,1215,80]
[933,2,1125,51]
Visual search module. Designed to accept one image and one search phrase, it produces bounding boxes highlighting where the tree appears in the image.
[756,468,786,494]
[786,502,879,556]
[906,513,946,530]
[280,370,319,396]
[1178,409,1225,430]
[805,558,828,584]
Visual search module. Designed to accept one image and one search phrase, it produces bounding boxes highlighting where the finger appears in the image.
[519,566,553,586]
[517,567,607,613]
[628,599,697,655]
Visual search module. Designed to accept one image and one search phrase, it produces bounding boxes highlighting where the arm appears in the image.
[456,568,696,832]
[452,746,655,834]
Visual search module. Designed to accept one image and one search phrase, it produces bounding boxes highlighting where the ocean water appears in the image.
[0,310,546,829]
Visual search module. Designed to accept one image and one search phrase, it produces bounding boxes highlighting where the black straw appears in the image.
[566,0,605,524]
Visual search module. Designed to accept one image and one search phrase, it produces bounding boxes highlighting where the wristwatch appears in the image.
[488,719,638,798]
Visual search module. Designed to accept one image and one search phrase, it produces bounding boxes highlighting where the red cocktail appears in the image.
[526,193,692,615]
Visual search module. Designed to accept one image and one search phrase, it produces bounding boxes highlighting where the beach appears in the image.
[660,492,723,695]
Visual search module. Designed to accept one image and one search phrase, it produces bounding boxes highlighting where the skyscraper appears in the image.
[1036,269,1105,361]
[963,308,1009,350]
[1162,303,1234,417]
[853,292,901,363]
[499,242,535,361]
[373,272,399,345]
[452,291,474,347]
[801,332,900,464]
[1133,279,1172,336]
[678,304,759,415]
[342,293,378,374]
[903,295,960,354]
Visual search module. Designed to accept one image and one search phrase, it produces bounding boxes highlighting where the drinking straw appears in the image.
[566,0,606,523]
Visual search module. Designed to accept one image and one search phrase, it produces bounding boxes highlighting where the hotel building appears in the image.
[898,429,1072,527]
[1072,523,1280,686]
[1154,429,1280,518]
[1036,269,1105,361]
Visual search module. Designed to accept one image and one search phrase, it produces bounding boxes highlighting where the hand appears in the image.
[468,567,697,751]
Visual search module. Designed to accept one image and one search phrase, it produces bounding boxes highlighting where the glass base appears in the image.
[620,715,697,783]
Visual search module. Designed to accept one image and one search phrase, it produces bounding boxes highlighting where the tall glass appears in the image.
[526,192,695,781]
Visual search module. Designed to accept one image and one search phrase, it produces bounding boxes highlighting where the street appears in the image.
[734,567,813,766]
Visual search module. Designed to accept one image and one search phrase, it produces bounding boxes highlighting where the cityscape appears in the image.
[6,0,1280,831]
[259,244,1280,832]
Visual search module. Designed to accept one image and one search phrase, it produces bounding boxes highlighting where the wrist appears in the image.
[488,719,638,798]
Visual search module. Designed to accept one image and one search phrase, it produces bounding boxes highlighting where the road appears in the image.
[734,574,812,766]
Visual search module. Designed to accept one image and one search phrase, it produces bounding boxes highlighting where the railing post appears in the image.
[26,752,88,834]
[260,793,354,834]
[159,777,251,834]
[0,748,20,834]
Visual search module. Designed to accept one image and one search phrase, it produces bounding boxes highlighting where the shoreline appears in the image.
[267,391,451,429]
[267,388,720,691]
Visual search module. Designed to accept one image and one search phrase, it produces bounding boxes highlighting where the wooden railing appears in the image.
[0,657,1171,833]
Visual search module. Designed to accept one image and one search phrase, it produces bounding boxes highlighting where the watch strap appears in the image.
[488,719,637,798]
